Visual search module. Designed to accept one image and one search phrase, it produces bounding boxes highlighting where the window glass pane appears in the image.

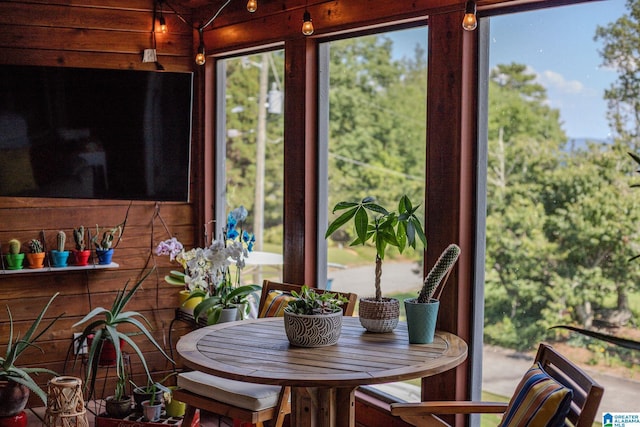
[484,0,638,416]
[223,51,285,286]
[323,27,427,401]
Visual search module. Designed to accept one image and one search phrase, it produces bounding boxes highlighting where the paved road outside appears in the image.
[330,262,640,413]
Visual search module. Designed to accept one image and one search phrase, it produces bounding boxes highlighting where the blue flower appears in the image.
[243,231,255,252]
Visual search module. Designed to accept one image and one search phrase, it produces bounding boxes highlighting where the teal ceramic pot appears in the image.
[404,298,440,344]
[50,250,70,268]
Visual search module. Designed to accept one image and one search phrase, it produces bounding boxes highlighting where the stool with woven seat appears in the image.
[172,279,357,427]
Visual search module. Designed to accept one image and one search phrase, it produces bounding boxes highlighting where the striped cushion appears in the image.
[499,363,573,427]
[258,290,296,318]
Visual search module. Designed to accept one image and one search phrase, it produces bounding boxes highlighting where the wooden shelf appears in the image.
[0,262,119,275]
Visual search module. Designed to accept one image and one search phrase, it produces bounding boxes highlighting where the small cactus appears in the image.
[8,239,21,255]
[92,224,122,250]
[29,239,44,253]
[73,226,86,251]
[417,244,461,303]
[56,231,66,252]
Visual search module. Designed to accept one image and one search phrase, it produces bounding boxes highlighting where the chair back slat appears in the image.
[535,343,604,427]
[258,280,357,317]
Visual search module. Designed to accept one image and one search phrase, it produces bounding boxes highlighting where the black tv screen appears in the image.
[0,64,193,201]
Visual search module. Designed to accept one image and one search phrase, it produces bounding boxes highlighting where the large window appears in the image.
[219,51,285,285]
[320,26,428,400]
[483,0,638,416]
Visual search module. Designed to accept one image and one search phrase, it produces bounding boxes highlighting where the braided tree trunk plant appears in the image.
[405,244,461,343]
[326,195,426,332]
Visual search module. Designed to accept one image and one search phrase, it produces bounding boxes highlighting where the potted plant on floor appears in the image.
[4,239,24,270]
[72,267,174,415]
[0,293,62,420]
[26,238,45,269]
[50,231,70,267]
[405,244,461,343]
[72,226,91,266]
[325,195,426,332]
[283,285,348,347]
[140,384,164,422]
[131,372,176,412]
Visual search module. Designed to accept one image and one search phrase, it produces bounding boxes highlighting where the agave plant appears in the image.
[73,268,174,397]
[1,293,62,410]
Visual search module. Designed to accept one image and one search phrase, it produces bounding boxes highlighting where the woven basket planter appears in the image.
[358,297,400,333]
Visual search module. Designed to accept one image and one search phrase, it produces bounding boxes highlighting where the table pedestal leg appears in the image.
[291,386,356,427]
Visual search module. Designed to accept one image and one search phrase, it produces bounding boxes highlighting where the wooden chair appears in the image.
[390,343,604,427]
[173,280,357,427]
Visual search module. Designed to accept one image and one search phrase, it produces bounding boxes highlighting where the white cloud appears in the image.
[538,70,585,94]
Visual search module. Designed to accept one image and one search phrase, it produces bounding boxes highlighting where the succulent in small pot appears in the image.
[26,238,45,269]
[72,226,91,266]
[283,286,347,347]
[92,223,123,265]
[4,239,25,270]
[325,195,426,332]
[50,231,70,267]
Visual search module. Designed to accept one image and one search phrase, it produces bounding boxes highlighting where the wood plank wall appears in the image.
[0,0,197,404]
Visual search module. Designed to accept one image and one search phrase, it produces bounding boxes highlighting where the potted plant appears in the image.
[140,384,164,422]
[131,372,175,412]
[72,226,91,266]
[26,238,45,269]
[4,239,24,270]
[325,195,426,332]
[50,231,70,267]
[91,223,122,265]
[405,244,460,343]
[192,282,261,324]
[283,285,348,347]
[0,293,62,419]
[104,374,132,418]
[72,267,174,413]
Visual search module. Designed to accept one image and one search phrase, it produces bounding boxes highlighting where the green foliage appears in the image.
[192,283,261,325]
[326,195,426,301]
[284,285,348,315]
[1,293,62,405]
[73,268,174,397]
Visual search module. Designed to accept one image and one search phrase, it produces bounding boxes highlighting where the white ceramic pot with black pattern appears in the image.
[283,310,342,347]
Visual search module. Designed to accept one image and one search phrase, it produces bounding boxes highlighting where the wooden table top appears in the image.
[176,316,467,388]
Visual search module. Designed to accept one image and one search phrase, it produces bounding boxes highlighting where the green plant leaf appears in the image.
[354,207,369,244]
[325,206,358,238]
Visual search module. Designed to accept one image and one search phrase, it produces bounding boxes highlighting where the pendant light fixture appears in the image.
[195,29,206,65]
[462,0,477,31]
[247,0,257,13]
[302,10,314,35]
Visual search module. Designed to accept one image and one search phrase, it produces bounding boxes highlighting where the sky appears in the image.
[389,0,629,141]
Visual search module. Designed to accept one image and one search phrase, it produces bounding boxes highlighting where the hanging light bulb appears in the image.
[462,0,477,31]
[195,30,206,65]
[158,14,167,33]
[247,0,257,13]
[302,10,314,36]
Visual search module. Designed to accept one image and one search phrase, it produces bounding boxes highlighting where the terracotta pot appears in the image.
[0,381,29,418]
[25,252,45,269]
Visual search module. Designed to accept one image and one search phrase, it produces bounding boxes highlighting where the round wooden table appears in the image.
[177,316,467,427]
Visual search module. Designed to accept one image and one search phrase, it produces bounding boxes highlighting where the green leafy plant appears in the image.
[284,285,348,315]
[325,195,426,301]
[1,293,62,405]
[192,283,261,324]
[72,268,174,397]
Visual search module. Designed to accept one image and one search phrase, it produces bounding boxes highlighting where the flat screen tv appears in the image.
[0,64,193,201]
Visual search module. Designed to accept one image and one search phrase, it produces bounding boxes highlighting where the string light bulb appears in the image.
[158,14,167,33]
[302,10,314,36]
[195,30,206,65]
[462,0,477,31]
[247,0,257,13]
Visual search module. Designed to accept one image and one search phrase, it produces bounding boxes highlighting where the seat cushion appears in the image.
[258,291,296,318]
[499,363,573,427]
[177,370,282,411]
